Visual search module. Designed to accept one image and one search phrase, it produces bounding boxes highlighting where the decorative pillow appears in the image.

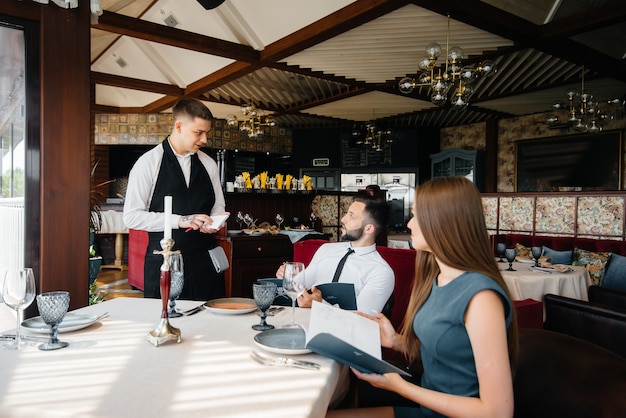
[601,253,626,292]
[515,243,532,260]
[542,246,573,265]
[572,248,610,286]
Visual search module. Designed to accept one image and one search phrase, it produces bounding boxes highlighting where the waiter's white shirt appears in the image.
[123,141,226,232]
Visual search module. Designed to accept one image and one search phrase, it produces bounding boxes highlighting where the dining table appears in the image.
[498,261,591,302]
[0,298,347,418]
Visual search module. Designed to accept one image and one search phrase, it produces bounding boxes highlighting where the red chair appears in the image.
[293,240,417,330]
[128,228,148,290]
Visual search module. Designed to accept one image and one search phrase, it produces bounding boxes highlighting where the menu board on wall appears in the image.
[341,136,392,168]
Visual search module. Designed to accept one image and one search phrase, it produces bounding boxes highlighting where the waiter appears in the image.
[123,99,227,300]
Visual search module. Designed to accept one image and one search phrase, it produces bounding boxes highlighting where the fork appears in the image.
[250,350,320,370]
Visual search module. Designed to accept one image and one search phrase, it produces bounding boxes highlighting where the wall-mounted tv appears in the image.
[516,131,622,192]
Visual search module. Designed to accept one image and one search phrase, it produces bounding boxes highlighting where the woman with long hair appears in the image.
[328,177,518,418]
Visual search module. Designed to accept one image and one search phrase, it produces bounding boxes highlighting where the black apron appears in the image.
[144,139,225,300]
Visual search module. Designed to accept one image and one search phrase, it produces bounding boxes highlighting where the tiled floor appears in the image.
[94,267,143,300]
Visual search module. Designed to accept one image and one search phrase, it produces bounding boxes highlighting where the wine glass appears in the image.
[275,213,284,229]
[282,262,306,329]
[505,248,517,271]
[168,253,184,318]
[36,291,70,351]
[531,246,543,267]
[2,268,36,350]
[236,211,245,230]
[309,212,317,229]
[243,213,255,229]
[252,282,277,331]
[496,242,506,262]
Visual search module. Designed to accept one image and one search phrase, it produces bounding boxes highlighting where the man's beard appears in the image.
[341,224,364,242]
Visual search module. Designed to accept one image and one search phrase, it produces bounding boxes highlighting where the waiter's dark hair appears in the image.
[173,98,214,122]
[353,194,390,236]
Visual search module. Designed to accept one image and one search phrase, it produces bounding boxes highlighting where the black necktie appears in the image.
[332,248,355,282]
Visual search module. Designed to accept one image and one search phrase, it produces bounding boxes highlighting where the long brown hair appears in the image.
[399,177,518,371]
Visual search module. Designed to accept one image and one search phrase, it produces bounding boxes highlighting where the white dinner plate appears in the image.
[244,230,266,236]
[205,298,257,314]
[22,312,101,334]
[516,259,536,264]
[254,328,311,355]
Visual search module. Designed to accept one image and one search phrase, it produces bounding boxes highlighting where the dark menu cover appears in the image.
[315,283,357,310]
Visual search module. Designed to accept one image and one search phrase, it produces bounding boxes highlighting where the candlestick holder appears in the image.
[148,237,182,347]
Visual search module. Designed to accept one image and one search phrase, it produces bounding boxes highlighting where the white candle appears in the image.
[164,195,172,239]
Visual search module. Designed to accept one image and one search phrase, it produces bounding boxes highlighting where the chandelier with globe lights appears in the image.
[351,111,393,152]
[226,100,276,138]
[398,15,496,108]
[547,65,625,133]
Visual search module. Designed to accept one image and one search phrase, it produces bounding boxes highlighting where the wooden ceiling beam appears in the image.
[93,11,260,62]
[538,3,626,38]
[91,72,184,96]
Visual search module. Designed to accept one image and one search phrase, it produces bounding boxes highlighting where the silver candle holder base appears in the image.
[148,237,182,347]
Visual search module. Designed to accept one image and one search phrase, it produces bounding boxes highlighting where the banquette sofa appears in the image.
[293,240,626,416]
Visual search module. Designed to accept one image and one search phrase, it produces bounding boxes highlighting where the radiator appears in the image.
[0,198,25,272]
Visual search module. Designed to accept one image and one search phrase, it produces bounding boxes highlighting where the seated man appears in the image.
[276,194,394,314]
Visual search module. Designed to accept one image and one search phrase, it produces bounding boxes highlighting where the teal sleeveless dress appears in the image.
[394,272,513,418]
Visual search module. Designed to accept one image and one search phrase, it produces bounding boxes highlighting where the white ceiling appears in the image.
[90,0,626,128]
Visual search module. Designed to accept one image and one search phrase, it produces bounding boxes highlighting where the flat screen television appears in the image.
[516,131,622,192]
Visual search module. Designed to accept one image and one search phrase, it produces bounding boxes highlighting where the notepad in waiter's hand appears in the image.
[314,283,357,310]
[305,301,411,376]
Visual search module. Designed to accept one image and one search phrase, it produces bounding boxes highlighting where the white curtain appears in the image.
[29,0,103,22]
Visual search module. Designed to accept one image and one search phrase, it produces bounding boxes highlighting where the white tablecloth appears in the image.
[499,262,591,302]
[0,298,345,418]
[97,210,128,234]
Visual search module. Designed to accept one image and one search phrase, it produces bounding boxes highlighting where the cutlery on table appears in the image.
[256,306,285,316]
[182,302,208,316]
[250,350,320,370]
[0,334,49,343]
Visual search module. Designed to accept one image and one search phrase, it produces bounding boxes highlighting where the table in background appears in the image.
[97,209,128,270]
[499,261,591,302]
[0,298,344,418]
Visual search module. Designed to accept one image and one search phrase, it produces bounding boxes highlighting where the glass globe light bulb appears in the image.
[398,77,415,94]
[478,60,496,77]
[424,42,442,58]
[448,46,464,61]
[418,56,433,70]
[418,72,431,85]
[460,66,476,83]
[546,114,559,124]
[431,92,447,106]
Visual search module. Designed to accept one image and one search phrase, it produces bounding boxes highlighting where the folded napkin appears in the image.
[539,262,573,273]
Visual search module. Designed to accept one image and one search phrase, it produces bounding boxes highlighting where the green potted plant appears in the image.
[89,161,114,302]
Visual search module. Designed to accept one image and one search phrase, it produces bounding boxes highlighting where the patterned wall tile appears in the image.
[577,196,624,236]
[535,196,576,234]
[482,197,499,230]
[499,197,535,231]
[95,114,292,154]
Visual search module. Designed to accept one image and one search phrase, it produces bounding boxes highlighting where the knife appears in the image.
[0,334,49,343]
[182,302,209,316]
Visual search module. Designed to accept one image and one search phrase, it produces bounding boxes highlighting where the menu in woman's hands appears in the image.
[305,301,411,376]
